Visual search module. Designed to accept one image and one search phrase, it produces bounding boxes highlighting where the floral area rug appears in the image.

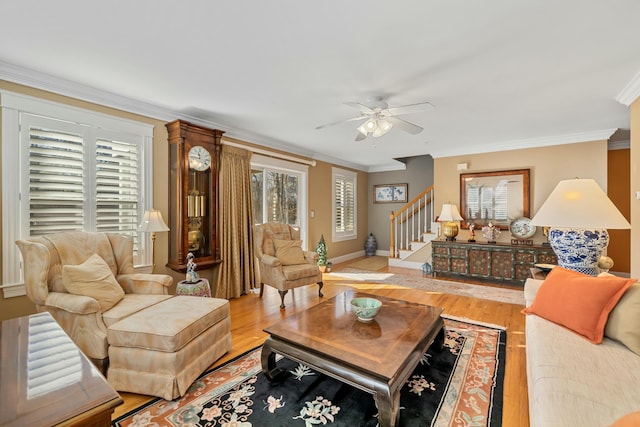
[112,318,506,427]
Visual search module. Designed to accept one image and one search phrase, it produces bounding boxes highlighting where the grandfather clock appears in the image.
[166,119,224,272]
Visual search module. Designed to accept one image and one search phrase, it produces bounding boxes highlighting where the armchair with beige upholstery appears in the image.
[16,231,232,400]
[254,222,323,309]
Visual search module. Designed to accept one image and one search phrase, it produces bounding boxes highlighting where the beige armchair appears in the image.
[15,231,174,371]
[254,222,323,309]
[16,231,233,400]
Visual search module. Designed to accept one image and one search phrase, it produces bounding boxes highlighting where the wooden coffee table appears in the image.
[262,290,444,427]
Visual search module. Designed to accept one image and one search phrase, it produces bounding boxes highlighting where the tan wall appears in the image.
[434,140,608,244]
[0,80,368,320]
[631,99,640,278]
[307,160,369,261]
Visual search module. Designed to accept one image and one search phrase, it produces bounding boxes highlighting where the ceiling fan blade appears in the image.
[386,101,435,116]
[388,116,424,135]
[315,115,367,130]
[355,132,367,141]
[344,102,376,114]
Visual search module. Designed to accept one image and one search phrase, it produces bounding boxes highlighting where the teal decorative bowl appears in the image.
[350,297,382,322]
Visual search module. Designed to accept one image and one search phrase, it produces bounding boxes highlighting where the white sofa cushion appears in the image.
[525,278,640,427]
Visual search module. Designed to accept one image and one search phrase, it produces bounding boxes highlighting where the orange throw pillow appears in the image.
[609,411,640,427]
[523,267,635,343]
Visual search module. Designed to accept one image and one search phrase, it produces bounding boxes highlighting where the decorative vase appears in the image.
[365,233,377,256]
[421,262,432,276]
[548,228,608,275]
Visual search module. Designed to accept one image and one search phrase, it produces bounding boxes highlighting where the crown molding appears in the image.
[0,61,374,172]
[608,139,630,150]
[616,70,640,106]
[429,129,618,159]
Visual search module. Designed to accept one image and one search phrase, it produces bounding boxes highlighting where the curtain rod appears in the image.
[222,139,317,167]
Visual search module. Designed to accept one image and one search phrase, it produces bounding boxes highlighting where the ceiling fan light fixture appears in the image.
[373,119,393,137]
[364,118,377,132]
[357,122,369,136]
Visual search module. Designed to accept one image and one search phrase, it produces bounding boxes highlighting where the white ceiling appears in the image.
[2,0,640,171]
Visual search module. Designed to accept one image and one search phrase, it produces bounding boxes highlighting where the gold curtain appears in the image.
[215,144,256,298]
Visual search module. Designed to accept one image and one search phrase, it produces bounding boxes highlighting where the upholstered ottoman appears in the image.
[106,295,232,400]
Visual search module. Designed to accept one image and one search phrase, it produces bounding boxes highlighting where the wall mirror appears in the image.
[460,169,530,229]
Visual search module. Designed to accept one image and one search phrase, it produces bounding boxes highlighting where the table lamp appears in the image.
[438,204,464,241]
[139,209,169,272]
[530,178,630,275]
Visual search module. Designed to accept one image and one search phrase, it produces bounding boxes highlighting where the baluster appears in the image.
[389,211,395,258]
[404,211,409,251]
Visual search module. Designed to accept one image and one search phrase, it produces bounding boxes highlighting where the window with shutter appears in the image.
[27,122,86,234]
[332,167,357,242]
[2,91,153,297]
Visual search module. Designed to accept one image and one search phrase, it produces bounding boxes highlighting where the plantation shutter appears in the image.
[332,167,356,241]
[26,119,87,235]
[494,180,508,220]
[22,114,141,238]
[3,92,154,293]
[95,135,139,235]
[334,175,354,233]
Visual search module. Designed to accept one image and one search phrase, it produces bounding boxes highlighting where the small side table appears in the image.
[529,267,549,280]
[176,278,211,297]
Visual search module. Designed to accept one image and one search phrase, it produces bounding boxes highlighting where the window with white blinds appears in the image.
[24,115,141,237]
[332,167,357,242]
[2,91,153,297]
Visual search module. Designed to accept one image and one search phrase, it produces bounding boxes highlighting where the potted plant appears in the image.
[326,261,333,272]
[316,234,327,272]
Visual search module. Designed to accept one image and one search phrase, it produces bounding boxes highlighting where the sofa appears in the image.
[16,231,232,400]
[524,273,640,426]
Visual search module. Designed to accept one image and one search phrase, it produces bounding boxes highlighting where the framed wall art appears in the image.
[374,183,408,204]
[460,169,530,229]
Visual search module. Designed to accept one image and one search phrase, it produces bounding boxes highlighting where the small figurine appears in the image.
[468,223,476,243]
[185,252,199,283]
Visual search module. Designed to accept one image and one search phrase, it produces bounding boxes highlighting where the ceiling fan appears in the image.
[316,96,435,141]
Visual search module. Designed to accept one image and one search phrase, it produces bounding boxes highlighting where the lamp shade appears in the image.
[438,204,464,222]
[139,209,169,233]
[530,178,630,229]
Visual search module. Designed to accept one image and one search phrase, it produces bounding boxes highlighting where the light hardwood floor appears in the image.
[112,259,529,426]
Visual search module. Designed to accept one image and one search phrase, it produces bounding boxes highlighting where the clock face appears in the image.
[188,146,211,171]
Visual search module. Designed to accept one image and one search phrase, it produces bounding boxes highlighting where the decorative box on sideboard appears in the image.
[432,239,556,286]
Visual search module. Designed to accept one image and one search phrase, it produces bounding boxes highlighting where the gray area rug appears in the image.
[327,268,525,305]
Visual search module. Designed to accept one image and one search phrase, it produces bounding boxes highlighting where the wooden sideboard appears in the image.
[432,239,557,286]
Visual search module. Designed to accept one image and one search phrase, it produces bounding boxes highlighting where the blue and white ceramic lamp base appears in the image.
[547,228,609,276]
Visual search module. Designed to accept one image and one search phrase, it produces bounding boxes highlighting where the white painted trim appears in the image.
[0,61,369,172]
[1,283,26,298]
[616,70,640,106]
[251,155,309,250]
[332,167,358,243]
[328,250,366,265]
[429,129,618,158]
[609,139,630,150]
[223,139,316,166]
[1,90,154,297]
[2,103,22,293]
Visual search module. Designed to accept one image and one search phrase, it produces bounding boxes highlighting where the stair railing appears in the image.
[389,185,435,258]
